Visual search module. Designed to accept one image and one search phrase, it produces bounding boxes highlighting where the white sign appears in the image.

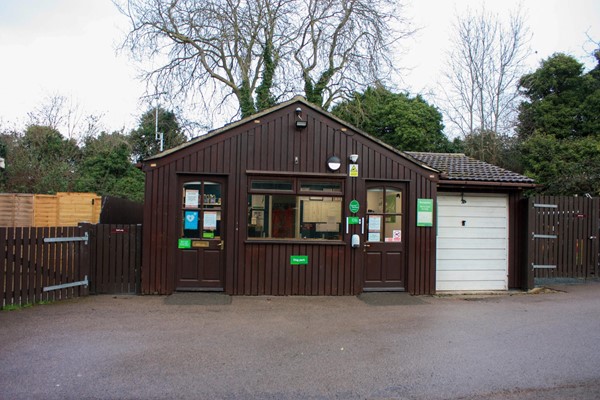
[185,190,199,208]
[368,232,381,242]
[204,212,218,230]
[368,215,382,232]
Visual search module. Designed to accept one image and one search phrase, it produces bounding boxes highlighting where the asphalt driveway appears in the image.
[1,283,600,400]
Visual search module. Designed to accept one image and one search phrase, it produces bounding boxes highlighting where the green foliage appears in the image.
[332,86,455,152]
[0,125,80,193]
[517,51,600,194]
[128,107,187,162]
[520,133,600,196]
[518,53,600,139]
[75,132,144,202]
[255,40,277,112]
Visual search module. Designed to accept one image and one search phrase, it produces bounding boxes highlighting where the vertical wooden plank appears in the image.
[26,227,36,304]
[14,227,24,305]
[135,224,142,294]
[123,224,132,293]
[60,227,69,300]
[0,228,7,307]
[33,227,43,303]
[101,224,110,294]
[115,224,124,293]
[592,198,600,278]
[80,224,91,297]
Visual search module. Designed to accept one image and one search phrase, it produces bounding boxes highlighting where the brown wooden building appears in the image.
[141,97,535,295]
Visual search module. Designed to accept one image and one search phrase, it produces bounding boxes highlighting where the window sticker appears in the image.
[184,211,199,230]
[204,211,217,230]
[185,190,199,208]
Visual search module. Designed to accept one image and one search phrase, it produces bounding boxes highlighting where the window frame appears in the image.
[247,177,345,243]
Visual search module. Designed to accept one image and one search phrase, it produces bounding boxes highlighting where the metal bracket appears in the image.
[532,264,557,269]
[533,203,558,209]
[532,233,558,239]
[44,232,89,245]
[43,276,89,292]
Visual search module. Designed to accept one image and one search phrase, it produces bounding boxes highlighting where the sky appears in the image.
[0,0,599,139]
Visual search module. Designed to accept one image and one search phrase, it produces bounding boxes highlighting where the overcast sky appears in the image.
[0,0,598,138]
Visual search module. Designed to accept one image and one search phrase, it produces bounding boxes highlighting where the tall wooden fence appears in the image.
[0,224,142,308]
[527,195,600,287]
[0,193,102,227]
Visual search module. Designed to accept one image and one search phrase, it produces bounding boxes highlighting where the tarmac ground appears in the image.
[1,282,600,400]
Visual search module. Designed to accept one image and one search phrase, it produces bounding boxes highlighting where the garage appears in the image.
[436,193,508,291]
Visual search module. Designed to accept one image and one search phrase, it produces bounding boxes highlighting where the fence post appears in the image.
[525,196,535,290]
[77,223,93,297]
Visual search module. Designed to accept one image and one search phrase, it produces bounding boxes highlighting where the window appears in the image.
[182,181,222,239]
[248,178,343,240]
[366,186,403,243]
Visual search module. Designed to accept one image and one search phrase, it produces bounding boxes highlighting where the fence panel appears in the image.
[88,224,142,295]
[529,195,599,282]
[0,225,90,307]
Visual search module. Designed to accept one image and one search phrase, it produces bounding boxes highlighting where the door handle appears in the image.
[219,241,225,250]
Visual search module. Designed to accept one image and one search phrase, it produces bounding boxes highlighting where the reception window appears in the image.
[248,178,343,240]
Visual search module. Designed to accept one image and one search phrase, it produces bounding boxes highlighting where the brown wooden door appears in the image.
[176,177,226,291]
[363,183,406,290]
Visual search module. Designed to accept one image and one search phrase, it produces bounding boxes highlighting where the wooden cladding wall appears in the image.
[239,244,351,295]
[528,195,599,282]
[0,193,102,227]
[142,101,439,296]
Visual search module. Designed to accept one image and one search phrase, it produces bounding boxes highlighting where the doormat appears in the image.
[164,292,232,306]
[357,292,427,306]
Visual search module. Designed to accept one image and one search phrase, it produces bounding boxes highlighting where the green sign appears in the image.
[203,231,215,239]
[347,216,360,225]
[417,199,434,227]
[290,255,309,265]
[349,200,360,214]
[178,238,192,249]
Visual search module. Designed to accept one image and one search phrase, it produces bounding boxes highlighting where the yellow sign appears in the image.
[349,163,359,177]
[192,241,210,248]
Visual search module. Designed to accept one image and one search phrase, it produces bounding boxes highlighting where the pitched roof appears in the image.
[406,152,535,184]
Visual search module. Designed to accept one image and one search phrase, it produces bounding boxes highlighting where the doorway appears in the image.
[176,176,226,291]
[363,183,406,290]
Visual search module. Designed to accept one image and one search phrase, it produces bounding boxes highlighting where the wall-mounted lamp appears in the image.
[327,156,342,171]
[295,107,307,129]
[349,154,359,163]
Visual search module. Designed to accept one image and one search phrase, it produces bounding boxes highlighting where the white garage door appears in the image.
[436,193,508,291]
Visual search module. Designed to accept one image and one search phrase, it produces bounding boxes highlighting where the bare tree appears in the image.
[117,0,295,118]
[440,6,531,143]
[290,0,413,109]
[116,0,413,119]
[27,94,105,141]
[27,94,67,131]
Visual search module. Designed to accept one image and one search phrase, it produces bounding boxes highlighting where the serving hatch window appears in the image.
[248,178,343,240]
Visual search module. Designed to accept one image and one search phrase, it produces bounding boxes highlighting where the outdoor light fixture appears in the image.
[349,154,359,163]
[295,107,307,129]
[327,156,342,171]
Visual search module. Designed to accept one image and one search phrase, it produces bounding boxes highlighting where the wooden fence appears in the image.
[0,193,102,227]
[88,224,142,295]
[0,224,142,308]
[528,195,600,286]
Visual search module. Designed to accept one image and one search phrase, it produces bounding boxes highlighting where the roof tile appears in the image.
[406,152,535,183]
